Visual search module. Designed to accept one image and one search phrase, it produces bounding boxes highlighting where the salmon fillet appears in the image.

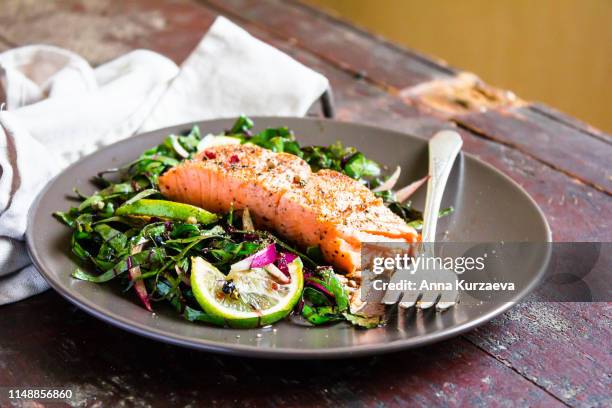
[158,144,417,275]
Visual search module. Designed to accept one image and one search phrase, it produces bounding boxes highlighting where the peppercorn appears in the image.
[222,280,235,295]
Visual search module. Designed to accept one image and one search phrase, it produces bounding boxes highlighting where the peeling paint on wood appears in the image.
[400,72,525,115]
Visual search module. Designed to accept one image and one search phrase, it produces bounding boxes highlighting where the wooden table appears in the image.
[1,1,610,406]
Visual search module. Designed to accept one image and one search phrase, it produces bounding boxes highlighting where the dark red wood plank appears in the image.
[530,103,610,142]
[339,95,612,406]
[460,136,612,242]
[0,0,216,65]
[201,0,456,90]
[0,292,565,407]
[466,301,612,407]
[455,107,612,193]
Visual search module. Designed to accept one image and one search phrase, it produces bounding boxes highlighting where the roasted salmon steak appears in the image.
[158,144,418,275]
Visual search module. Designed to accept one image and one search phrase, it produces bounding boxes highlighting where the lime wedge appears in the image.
[190,256,303,328]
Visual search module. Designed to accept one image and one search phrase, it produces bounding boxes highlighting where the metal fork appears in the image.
[382,130,463,311]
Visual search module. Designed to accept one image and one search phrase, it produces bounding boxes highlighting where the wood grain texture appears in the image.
[0,0,609,407]
[530,103,610,143]
[0,0,214,65]
[456,107,612,193]
[202,0,457,90]
[466,300,612,407]
[203,0,612,198]
[0,292,565,408]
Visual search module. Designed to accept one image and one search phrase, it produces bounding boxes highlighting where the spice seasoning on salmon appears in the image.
[159,144,418,275]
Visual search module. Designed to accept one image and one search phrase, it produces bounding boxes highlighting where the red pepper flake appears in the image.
[203,150,216,159]
[229,154,240,164]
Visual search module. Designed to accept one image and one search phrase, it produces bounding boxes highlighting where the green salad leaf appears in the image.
[53,115,452,329]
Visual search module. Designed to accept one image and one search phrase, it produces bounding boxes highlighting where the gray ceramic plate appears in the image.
[27,117,551,359]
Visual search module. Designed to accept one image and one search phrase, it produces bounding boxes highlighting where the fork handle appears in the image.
[421,131,463,243]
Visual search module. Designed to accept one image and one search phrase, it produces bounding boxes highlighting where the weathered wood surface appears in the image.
[205,0,612,195]
[456,107,612,193]
[0,0,610,407]
[0,292,566,408]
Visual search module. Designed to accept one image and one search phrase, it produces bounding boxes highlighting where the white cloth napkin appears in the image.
[0,16,329,305]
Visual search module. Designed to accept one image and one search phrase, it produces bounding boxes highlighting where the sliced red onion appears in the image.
[372,166,401,192]
[128,245,152,312]
[303,268,314,279]
[276,252,298,276]
[230,257,252,272]
[250,244,277,267]
[264,264,290,284]
[282,252,297,263]
[230,244,277,272]
[395,174,430,203]
[132,277,151,312]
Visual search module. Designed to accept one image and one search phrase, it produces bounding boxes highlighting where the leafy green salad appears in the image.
[54,116,448,329]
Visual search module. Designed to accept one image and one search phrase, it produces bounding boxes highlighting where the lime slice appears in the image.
[196,134,241,152]
[190,256,303,328]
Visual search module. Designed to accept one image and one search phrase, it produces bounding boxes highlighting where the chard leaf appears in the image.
[94,224,127,253]
[53,210,77,227]
[72,247,166,283]
[303,287,332,306]
[343,152,381,180]
[306,246,324,264]
[184,306,225,326]
[343,313,383,329]
[319,268,349,312]
[229,115,254,135]
[301,304,344,325]
[123,189,160,206]
[78,193,103,211]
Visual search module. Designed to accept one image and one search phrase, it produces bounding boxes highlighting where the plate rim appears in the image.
[26,116,552,359]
